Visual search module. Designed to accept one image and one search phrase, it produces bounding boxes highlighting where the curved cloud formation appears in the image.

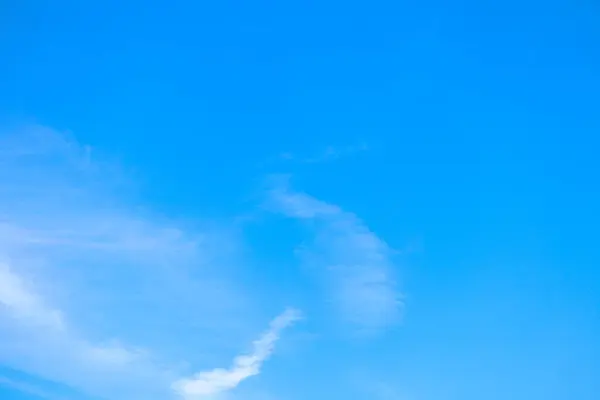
[172,308,301,400]
[267,179,403,332]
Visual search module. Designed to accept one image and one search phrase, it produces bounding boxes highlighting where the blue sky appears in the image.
[1,1,599,399]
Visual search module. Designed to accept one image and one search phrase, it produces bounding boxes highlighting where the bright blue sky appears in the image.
[1,1,599,399]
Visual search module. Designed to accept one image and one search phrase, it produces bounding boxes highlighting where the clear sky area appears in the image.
[1,1,599,399]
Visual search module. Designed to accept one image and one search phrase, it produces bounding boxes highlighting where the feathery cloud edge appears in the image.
[172,308,302,400]
[267,178,403,331]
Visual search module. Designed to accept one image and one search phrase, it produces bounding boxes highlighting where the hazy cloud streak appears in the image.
[268,180,402,331]
[172,308,301,400]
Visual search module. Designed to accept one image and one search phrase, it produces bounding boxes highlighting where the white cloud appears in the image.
[0,259,164,400]
[267,180,402,331]
[172,308,301,400]
[0,262,65,331]
[0,124,254,399]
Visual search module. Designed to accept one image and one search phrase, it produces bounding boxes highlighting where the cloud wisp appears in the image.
[267,181,402,332]
[0,124,254,399]
[172,308,301,400]
[0,262,65,331]
[0,259,162,399]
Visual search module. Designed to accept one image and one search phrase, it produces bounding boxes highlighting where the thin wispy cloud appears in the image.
[267,180,402,332]
[172,308,301,400]
[0,262,65,331]
[0,260,163,399]
[0,124,258,399]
